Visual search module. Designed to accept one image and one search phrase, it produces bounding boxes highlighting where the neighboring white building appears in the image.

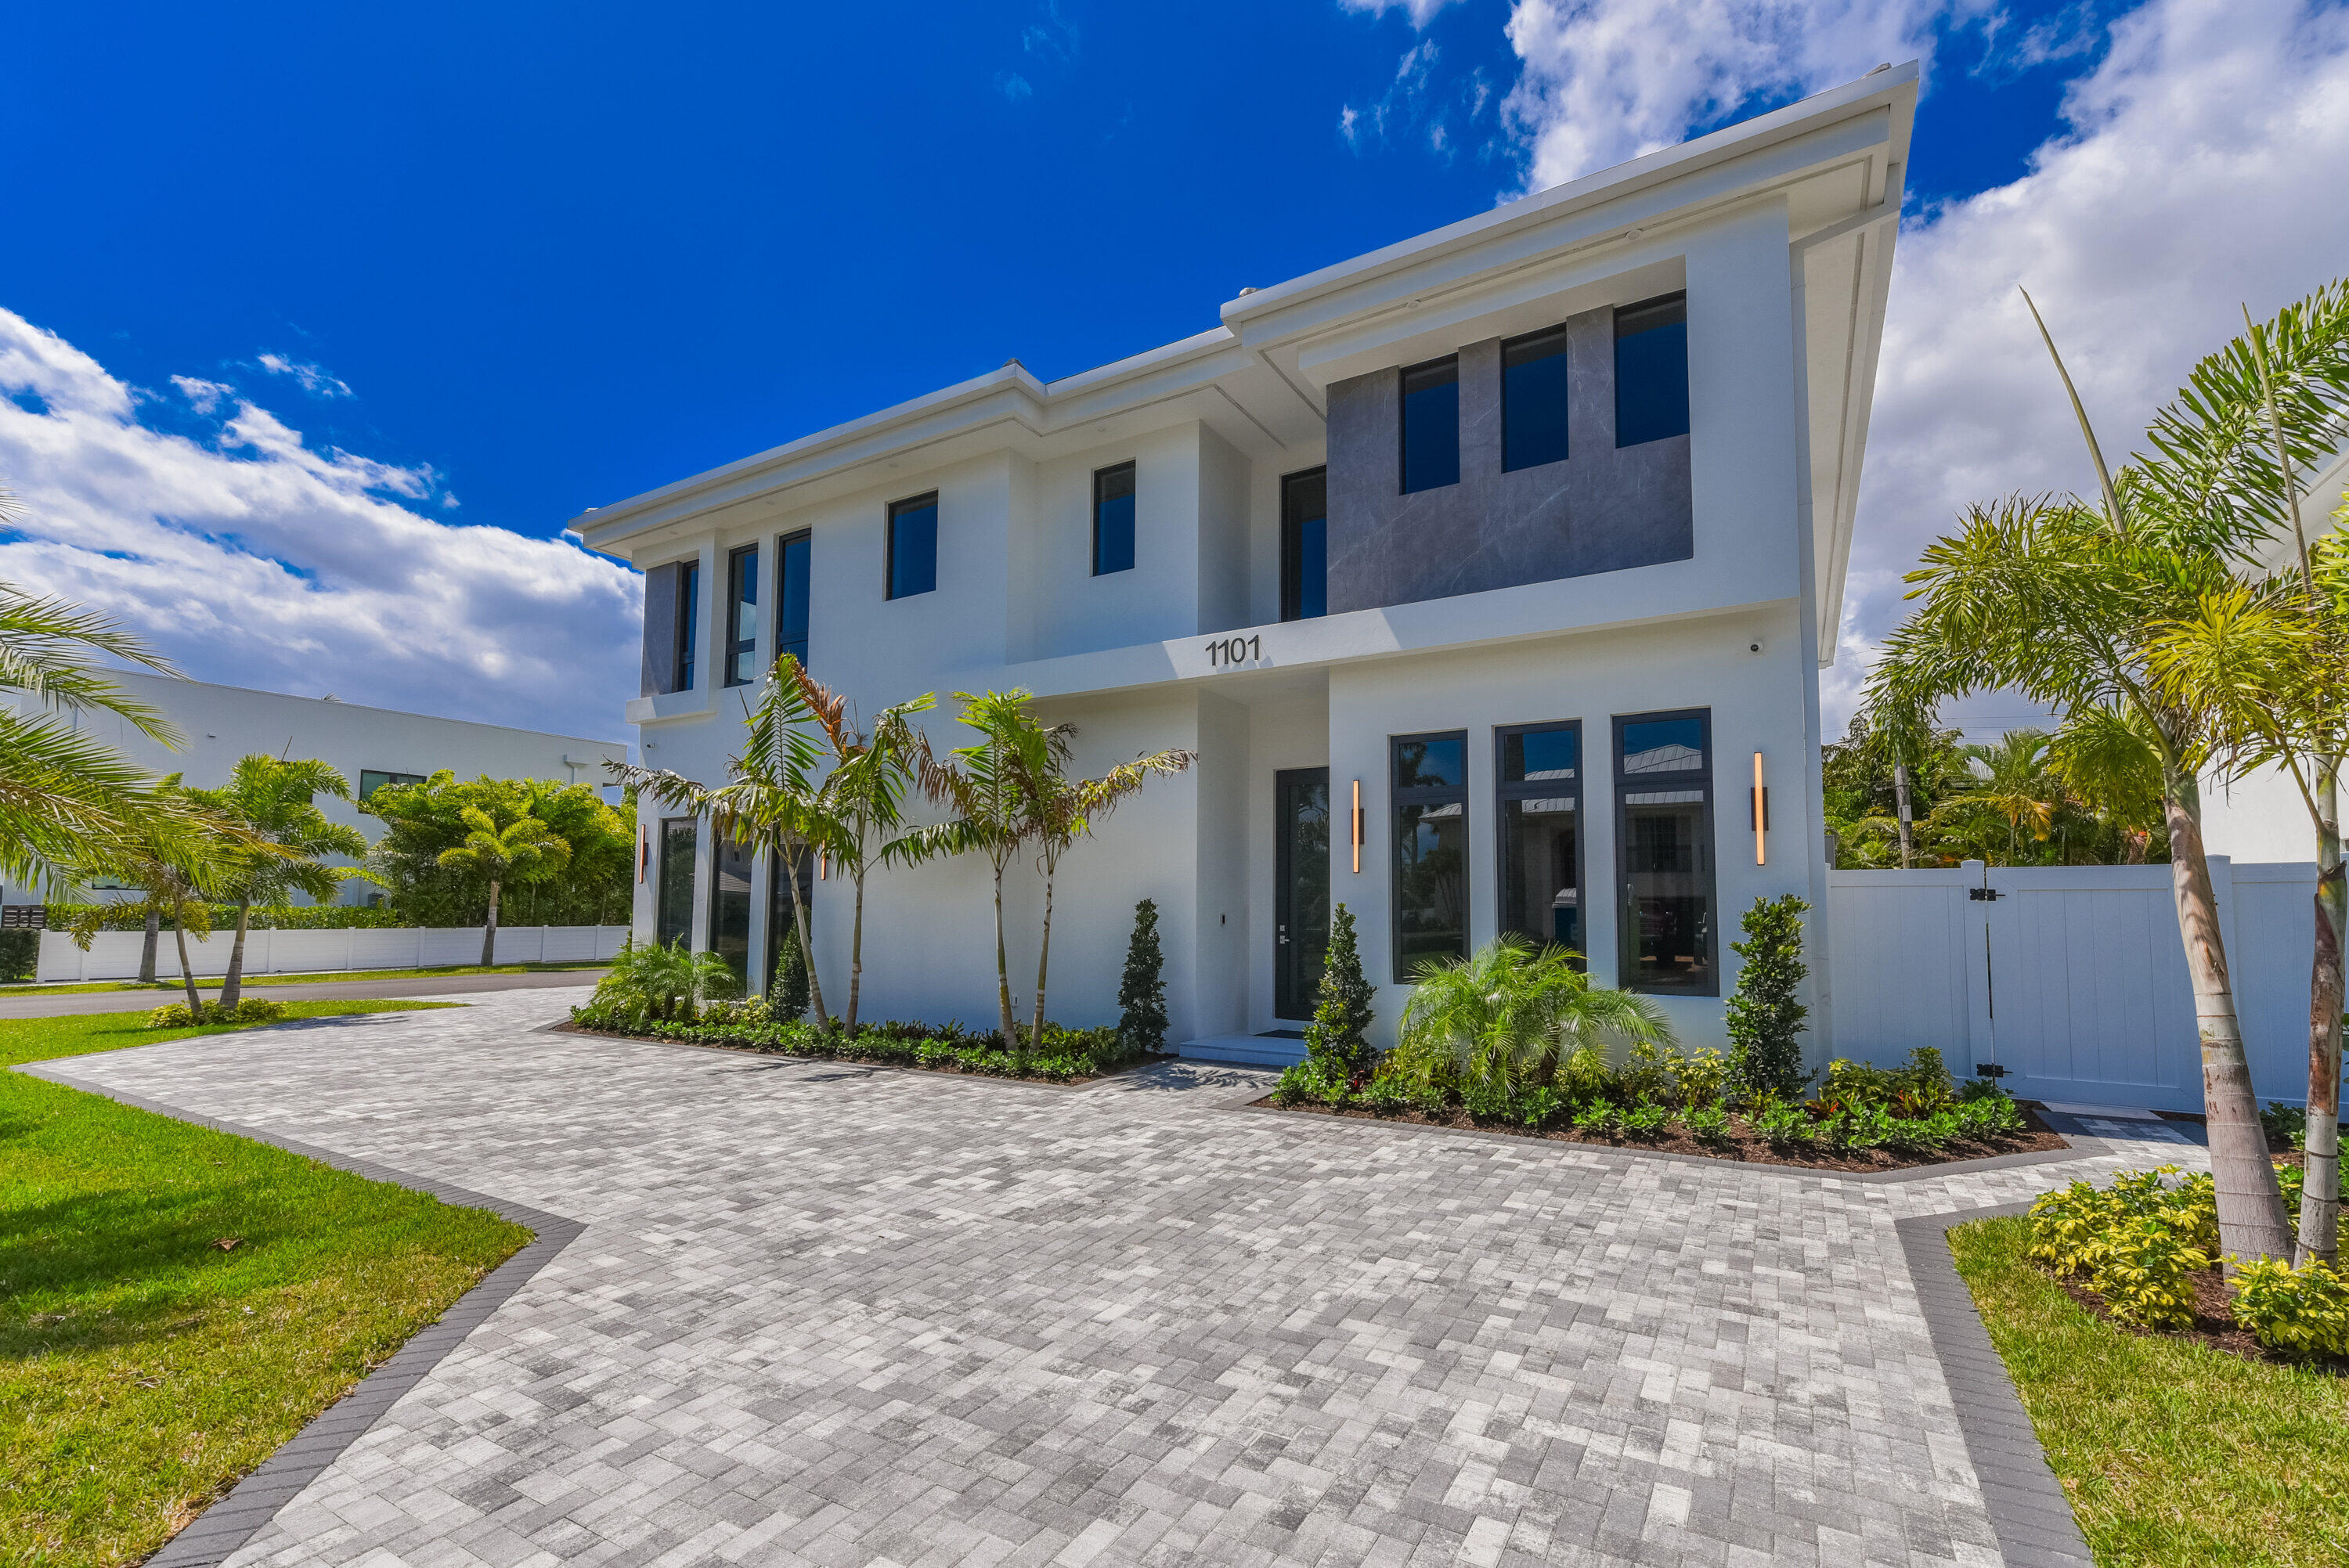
[577,67,1916,1062]
[13,670,628,906]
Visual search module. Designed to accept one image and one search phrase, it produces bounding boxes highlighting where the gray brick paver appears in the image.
[40,990,2146,1567]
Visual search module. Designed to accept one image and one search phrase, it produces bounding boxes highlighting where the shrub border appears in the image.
[1896,1202,2095,1568]
[11,1055,584,1568]
[547,1018,1171,1090]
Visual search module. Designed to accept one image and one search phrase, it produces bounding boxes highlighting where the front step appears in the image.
[1178,1033,1307,1069]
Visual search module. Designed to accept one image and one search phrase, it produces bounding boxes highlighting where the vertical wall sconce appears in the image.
[1751,751,1769,865]
[1351,780,1364,874]
[818,850,829,881]
[637,828,648,884]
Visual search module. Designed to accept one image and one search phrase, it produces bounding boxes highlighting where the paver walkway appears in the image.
[34,990,2193,1568]
[0,968,609,1019]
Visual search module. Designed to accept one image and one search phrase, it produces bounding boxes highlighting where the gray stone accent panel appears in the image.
[1323,311,1692,614]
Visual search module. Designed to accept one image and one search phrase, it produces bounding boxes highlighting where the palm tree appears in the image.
[1399,935,1672,1094]
[437,806,570,967]
[592,937,738,1025]
[1929,731,2059,863]
[61,780,238,1014]
[191,754,376,1007]
[2047,704,2169,864]
[1016,732,1195,1044]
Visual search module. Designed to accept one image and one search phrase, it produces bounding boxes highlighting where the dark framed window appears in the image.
[1502,326,1571,472]
[723,543,760,687]
[1615,293,1690,447]
[1092,462,1135,575]
[1279,467,1327,622]
[358,770,425,802]
[711,834,753,980]
[1614,708,1716,995]
[673,559,701,690]
[776,529,810,672]
[886,492,938,600]
[1496,721,1583,962]
[656,816,697,950]
[767,847,815,999]
[1399,356,1460,493]
[1391,730,1468,982]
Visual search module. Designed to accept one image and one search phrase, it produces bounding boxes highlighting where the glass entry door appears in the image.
[1274,768,1332,1020]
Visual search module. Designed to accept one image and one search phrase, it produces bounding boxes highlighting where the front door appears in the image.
[1275,768,1332,1020]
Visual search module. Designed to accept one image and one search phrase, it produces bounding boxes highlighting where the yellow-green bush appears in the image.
[2027,1166,2216,1296]
[2229,1256,2349,1358]
[2090,1213,2209,1329]
[144,998,289,1029]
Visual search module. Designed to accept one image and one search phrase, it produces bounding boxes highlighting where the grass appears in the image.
[1949,1215,2349,1566]
[0,961,607,998]
[0,1002,531,1567]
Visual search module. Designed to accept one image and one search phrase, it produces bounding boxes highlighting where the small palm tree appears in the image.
[593,938,738,1024]
[1926,730,2059,863]
[191,754,377,1007]
[1398,935,1672,1095]
[62,780,237,1014]
[438,806,570,967]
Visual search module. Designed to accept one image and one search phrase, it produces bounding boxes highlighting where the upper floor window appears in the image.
[1092,462,1135,575]
[887,492,937,600]
[1502,326,1571,472]
[1280,467,1327,622]
[723,543,760,687]
[777,529,810,671]
[358,770,426,802]
[674,559,701,690]
[1615,293,1690,447]
[1399,356,1460,493]
[1615,708,1716,995]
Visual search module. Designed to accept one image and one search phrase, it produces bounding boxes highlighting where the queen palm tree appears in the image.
[60,778,238,1014]
[192,754,377,1007]
[438,806,569,968]
[1928,731,2059,863]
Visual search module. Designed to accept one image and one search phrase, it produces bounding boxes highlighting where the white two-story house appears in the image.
[576,66,1915,1062]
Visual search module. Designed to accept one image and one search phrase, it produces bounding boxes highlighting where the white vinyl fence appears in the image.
[1827,858,2316,1113]
[36,924,631,984]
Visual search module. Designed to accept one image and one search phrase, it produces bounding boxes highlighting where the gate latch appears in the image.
[1968,887,2003,902]
[1972,1062,2008,1078]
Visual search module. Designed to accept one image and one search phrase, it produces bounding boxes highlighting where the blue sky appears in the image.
[2,0,2344,737]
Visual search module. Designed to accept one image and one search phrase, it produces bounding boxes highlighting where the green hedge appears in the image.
[0,929,36,983]
[49,904,418,933]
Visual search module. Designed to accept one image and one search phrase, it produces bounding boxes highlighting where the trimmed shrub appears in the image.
[1621,1099,1671,1137]
[0,928,36,983]
[1726,895,1811,1100]
[1304,903,1377,1080]
[2092,1212,2209,1329]
[1117,898,1169,1054]
[145,997,288,1028]
[1683,1104,1732,1146]
[2229,1256,2349,1357]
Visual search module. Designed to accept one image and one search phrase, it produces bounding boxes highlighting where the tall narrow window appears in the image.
[673,560,701,691]
[776,529,811,672]
[1502,326,1571,472]
[1391,730,1468,982]
[723,543,760,687]
[711,834,752,980]
[767,849,815,997]
[656,816,697,950]
[1496,721,1582,961]
[1615,708,1716,995]
[1092,461,1135,575]
[1399,356,1460,493]
[1279,467,1327,622]
[1615,293,1690,447]
[886,493,937,600]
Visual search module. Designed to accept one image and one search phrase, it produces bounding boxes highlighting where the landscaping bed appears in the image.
[563,1002,1160,1085]
[1253,1090,2065,1170]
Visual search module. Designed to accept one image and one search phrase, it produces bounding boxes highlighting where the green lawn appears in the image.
[0,961,606,998]
[0,1003,531,1567]
[1950,1215,2349,1566]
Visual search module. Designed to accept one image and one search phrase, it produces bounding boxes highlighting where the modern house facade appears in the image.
[578,67,1916,1062]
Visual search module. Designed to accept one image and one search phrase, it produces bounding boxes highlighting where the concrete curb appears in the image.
[1896,1202,2095,1568]
[16,1061,583,1568]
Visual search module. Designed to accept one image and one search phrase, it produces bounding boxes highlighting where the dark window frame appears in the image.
[656,816,698,950]
[1611,706,1718,997]
[886,492,939,600]
[1279,466,1328,622]
[723,542,760,687]
[1390,728,1470,983]
[1614,291,1690,449]
[1494,719,1584,964]
[775,528,811,672]
[1500,324,1572,473]
[358,770,427,802]
[673,558,701,691]
[1092,461,1136,577]
[1398,355,1461,495]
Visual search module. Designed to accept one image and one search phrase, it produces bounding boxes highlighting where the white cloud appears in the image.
[1485,0,2349,734]
[1339,38,1456,153]
[997,70,1034,101]
[0,308,640,741]
[1340,0,1466,24]
[254,351,354,398]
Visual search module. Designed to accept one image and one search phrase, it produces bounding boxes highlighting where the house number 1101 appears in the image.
[1204,634,1261,667]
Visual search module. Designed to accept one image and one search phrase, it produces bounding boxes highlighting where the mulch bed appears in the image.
[1252,1096,2068,1172]
[550,1019,1165,1087]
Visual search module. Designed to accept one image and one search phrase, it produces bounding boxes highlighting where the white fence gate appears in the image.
[1827,859,2317,1114]
[35,924,632,984]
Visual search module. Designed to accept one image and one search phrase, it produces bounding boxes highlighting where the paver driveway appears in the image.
[36,989,2186,1568]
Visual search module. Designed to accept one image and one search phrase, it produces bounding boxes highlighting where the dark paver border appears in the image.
[14,1058,583,1568]
[1898,1202,2095,1568]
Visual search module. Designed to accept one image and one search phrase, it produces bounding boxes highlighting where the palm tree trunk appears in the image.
[846,868,866,1034]
[1030,852,1056,1047]
[780,842,828,1027]
[2163,767,2293,1265]
[1892,759,1914,868]
[2300,764,2343,1267]
[991,853,1017,1047]
[221,899,253,1009]
[139,907,159,985]
[174,920,200,1014]
[481,877,502,968]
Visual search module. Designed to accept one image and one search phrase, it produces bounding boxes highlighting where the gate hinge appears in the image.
[1968,887,2003,901]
